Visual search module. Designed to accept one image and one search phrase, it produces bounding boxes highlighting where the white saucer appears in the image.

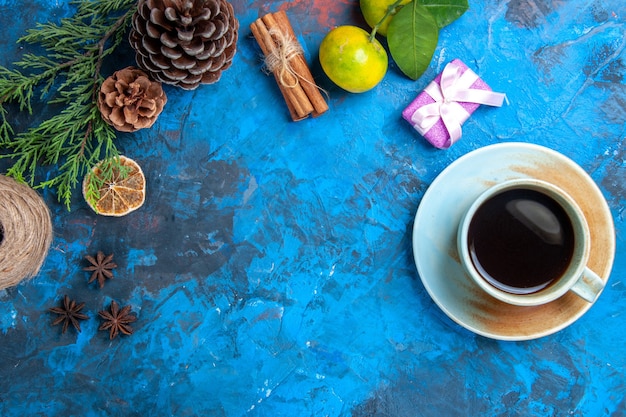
[412,142,615,341]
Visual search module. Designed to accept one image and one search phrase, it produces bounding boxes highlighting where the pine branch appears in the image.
[0,0,138,210]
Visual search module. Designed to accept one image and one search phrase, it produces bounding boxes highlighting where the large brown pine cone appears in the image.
[129,0,239,90]
[97,67,167,132]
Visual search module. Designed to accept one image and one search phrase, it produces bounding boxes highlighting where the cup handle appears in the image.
[570,267,605,303]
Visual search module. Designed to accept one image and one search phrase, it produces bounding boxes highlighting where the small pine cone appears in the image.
[98,67,167,133]
[129,0,239,90]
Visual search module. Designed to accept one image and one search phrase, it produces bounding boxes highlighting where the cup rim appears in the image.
[457,178,591,307]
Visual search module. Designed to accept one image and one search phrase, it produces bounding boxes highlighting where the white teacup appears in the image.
[457,178,605,307]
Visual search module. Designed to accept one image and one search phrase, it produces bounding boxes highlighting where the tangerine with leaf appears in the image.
[319,25,388,93]
[360,0,412,37]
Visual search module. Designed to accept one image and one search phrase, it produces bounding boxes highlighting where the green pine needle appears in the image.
[0,0,138,210]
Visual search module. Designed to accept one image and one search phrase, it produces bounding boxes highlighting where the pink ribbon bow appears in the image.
[410,62,506,146]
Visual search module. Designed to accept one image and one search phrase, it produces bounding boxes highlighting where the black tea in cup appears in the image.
[467,188,576,295]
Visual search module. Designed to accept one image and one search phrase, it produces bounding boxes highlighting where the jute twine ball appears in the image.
[0,175,53,290]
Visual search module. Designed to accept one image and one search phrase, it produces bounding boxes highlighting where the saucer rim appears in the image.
[412,142,616,341]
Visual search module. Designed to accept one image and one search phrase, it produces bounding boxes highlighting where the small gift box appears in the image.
[402,59,506,149]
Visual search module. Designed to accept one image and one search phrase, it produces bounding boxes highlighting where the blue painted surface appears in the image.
[0,0,625,416]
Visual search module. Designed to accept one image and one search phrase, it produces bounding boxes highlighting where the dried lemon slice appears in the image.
[82,155,146,216]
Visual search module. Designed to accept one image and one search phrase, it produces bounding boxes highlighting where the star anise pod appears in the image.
[84,251,117,288]
[98,300,137,340]
[49,295,89,334]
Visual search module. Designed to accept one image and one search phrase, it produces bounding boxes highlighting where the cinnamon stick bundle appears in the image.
[250,11,328,121]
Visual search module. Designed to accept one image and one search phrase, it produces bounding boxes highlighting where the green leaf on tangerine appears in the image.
[417,0,469,28]
[387,2,439,80]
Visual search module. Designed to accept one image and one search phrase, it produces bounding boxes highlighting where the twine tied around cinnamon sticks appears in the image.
[0,175,53,291]
[264,28,304,89]
[251,11,328,121]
